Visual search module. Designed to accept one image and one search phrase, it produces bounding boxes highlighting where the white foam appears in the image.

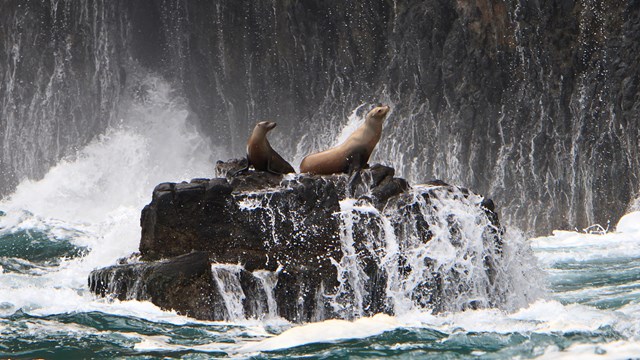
[332,104,367,148]
[0,76,226,318]
[238,313,399,353]
[2,77,218,224]
[616,211,640,234]
[134,335,230,353]
[532,211,640,250]
[211,264,246,320]
[230,295,640,354]
[531,218,640,266]
[537,340,640,360]
[389,298,639,338]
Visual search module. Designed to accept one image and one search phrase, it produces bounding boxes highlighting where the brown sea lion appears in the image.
[300,105,390,175]
[235,121,295,175]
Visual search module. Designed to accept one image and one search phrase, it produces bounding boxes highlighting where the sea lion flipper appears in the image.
[274,149,295,173]
[346,147,368,174]
[230,157,250,177]
[267,151,295,174]
[266,158,278,175]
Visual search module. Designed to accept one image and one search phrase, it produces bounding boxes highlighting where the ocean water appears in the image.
[1,78,639,359]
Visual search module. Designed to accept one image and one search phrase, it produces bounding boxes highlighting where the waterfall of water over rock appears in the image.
[2,1,639,233]
[89,163,542,322]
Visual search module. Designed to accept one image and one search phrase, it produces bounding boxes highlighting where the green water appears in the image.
[0,310,630,359]
[0,222,639,359]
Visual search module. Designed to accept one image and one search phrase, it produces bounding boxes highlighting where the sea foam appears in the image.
[0,76,224,320]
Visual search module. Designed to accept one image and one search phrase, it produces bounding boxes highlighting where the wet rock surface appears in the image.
[89,161,504,322]
[89,252,226,320]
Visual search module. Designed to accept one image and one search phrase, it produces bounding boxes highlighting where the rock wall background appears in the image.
[0,1,129,194]
[2,0,639,235]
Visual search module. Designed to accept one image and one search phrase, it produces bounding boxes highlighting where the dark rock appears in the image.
[228,171,285,192]
[215,158,248,178]
[153,182,174,193]
[426,179,450,187]
[371,177,410,209]
[190,178,210,184]
[92,162,505,322]
[116,252,141,265]
[89,252,225,320]
[368,164,395,187]
[481,198,496,212]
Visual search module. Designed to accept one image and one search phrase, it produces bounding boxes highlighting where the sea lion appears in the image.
[300,105,391,175]
[235,121,295,175]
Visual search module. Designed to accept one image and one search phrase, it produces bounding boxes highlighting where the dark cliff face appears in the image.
[0,1,129,195]
[492,1,640,233]
[2,0,639,235]
[142,0,639,235]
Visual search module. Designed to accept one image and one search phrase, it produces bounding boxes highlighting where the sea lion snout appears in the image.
[370,104,390,118]
[256,121,277,131]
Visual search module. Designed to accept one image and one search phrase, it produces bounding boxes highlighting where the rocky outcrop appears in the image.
[89,161,505,322]
[89,252,226,320]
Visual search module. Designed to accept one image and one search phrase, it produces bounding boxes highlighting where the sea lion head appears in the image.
[253,121,277,135]
[366,105,391,124]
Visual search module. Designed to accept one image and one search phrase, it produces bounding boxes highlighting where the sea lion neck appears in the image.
[248,130,271,151]
[365,114,384,132]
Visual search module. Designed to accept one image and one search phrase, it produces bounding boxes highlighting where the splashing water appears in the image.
[211,264,248,320]
[0,75,224,318]
[328,184,543,320]
[1,88,639,358]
